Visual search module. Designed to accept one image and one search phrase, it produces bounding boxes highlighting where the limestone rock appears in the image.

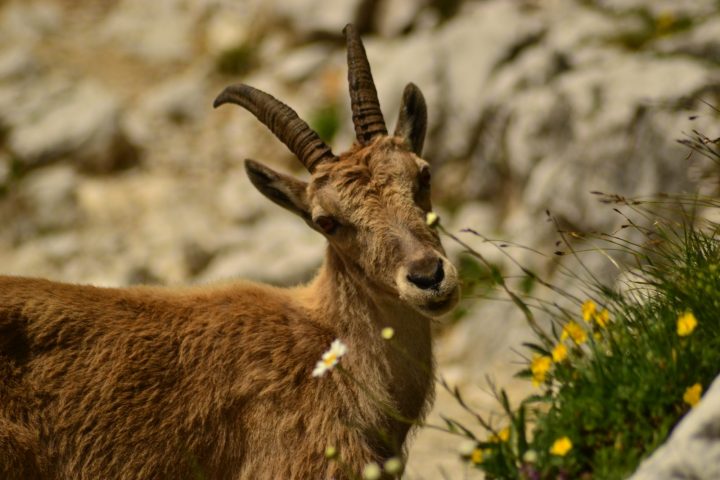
[100,0,197,63]
[199,214,325,286]
[6,78,139,172]
[0,46,41,82]
[654,16,720,64]
[273,0,363,38]
[10,165,81,239]
[376,0,425,37]
[630,374,720,480]
[0,1,62,45]
[0,153,11,190]
[137,68,210,125]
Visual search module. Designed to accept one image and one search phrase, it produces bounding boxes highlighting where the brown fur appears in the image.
[0,88,459,480]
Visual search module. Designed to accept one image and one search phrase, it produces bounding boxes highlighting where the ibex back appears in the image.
[0,24,459,479]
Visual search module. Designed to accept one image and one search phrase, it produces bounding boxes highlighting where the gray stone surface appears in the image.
[630,374,720,480]
[100,0,197,63]
[4,78,138,172]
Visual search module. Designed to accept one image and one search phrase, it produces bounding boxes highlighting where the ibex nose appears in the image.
[406,256,444,290]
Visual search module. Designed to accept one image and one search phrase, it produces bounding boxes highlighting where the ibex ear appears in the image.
[245,159,310,221]
[393,83,427,156]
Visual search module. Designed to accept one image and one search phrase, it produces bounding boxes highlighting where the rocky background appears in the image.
[1,0,719,477]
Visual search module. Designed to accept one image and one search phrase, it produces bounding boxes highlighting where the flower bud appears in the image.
[362,462,381,480]
[324,446,337,459]
[384,457,404,475]
[381,327,394,340]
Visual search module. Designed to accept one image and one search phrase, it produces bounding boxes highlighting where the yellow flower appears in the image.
[677,312,698,337]
[471,448,483,465]
[531,355,552,387]
[683,383,703,407]
[550,436,573,456]
[561,321,587,344]
[312,339,348,377]
[488,426,510,443]
[594,309,610,328]
[581,300,597,322]
[552,343,568,363]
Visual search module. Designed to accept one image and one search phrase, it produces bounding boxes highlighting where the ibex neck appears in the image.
[303,247,435,446]
[310,247,430,342]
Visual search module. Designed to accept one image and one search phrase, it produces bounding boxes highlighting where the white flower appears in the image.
[381,327,394,340]
[458,440,477,457]
[312,339,348,377]
[523,449,538,463]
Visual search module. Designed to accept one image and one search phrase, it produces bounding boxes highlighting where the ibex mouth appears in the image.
[424,288,460,315]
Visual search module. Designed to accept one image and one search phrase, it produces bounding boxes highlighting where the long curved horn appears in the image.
[214,84,336,173]
[344,23,387,145]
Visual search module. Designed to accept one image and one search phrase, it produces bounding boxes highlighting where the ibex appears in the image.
[0,24,459,479]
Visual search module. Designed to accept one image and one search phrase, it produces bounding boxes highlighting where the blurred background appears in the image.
[0,0,719,477]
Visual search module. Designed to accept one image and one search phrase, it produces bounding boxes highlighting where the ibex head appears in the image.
[214,24,459,316]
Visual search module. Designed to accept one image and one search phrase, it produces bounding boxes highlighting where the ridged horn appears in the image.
[344,23,387,145]
[213,84,336,173]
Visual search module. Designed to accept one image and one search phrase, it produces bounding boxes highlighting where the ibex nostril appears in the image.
[407,259,445,290]
[432,259,445,284]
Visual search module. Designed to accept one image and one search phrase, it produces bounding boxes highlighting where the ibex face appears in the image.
[214,24,459,316]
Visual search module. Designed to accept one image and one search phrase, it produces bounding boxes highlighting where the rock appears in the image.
[376,0,424,37]
[0,153,10,190]
[199,213,325,286]
[205,8,252,57]
[630,374,720,480]
[12,164,80,238]
[204,2,270,57]
[654,16,720,64]
[274,44,333,84]
[6,79,139,172]
[601,0,717,17]
[443,202,505,268]
[100,0,197,63]
[137,68,209,125]
[216,168,272,225]
[520,57,709,234]
[183,241,215,277]
[0,47,41,82]
[432,1,543,160]
[273,0,363,38]
[0,1,62,45]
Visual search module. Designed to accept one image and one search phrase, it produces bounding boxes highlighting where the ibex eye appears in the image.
[315,216,337,234]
